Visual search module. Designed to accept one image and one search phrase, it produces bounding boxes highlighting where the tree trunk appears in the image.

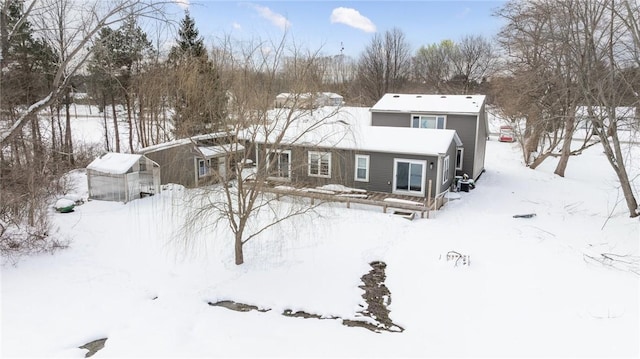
[102,95,110,151]
[125,92,134,153]
[601,127,639,218]
[50,109,57,161]
[138,95,146,148]
[111,94,120,153]
[56,105,64,151]
[528,152,551,169]
[554,114,576,177]
[64,94,74,165]
[234,233,244,265]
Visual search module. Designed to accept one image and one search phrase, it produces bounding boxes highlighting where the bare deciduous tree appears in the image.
[414,35,495,94]
[0,0,167,148]
[356,27,411,105]
[182,36,345,265]
[495,0,598,172]
[0,0,169,258]
[495,0,639,217]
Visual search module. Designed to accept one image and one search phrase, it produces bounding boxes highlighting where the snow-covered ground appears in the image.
[1,113,639,357]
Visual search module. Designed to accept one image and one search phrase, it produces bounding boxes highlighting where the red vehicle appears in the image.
[499,125,516,142]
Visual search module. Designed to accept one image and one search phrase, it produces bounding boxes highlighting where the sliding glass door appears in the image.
[393,159,426,196]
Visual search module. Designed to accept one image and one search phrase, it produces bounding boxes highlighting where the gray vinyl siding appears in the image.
[255,143,447,199]
[445,114,477,179]
[441,140,458,193]
[473,104,487,179]
[371,109,486,181]
[356,152,440,197]
[371,112,410,127]
[142,144,197,187]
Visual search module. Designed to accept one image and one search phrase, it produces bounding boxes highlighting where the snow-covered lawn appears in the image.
[2,139,639,357]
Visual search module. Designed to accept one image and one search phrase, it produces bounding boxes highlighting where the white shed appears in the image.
[87,152,161,203]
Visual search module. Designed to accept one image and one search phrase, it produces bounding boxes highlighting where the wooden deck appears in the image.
[258,181,438,219]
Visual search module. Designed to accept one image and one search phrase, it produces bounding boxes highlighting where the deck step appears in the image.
[392,210,415,220]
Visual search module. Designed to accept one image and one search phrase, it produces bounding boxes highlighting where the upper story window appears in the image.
[411,115,446,129]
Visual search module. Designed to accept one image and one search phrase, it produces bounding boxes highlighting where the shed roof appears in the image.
[245,106,462,156]
[371,94,486,115]
[87,152,142,175]
[138,132,230,154]
[197,143,245,157]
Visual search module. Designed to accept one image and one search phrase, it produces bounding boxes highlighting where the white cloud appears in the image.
[330,7,376,33]
[174,0,189,10]
[232,22,242,30]
[251,4,291,31]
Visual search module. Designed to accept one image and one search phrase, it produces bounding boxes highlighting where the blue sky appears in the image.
[171,1,506,58]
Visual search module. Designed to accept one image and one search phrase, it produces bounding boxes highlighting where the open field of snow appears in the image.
[2,114,640,357]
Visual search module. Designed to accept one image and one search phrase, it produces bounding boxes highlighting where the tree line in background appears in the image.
[1,0,638,260]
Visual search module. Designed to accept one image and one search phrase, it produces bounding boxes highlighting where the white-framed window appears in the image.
[456,148,464,170]
[393,158,427,196]
[267,150,291,179]
[198,158,210,177]
[354,154,370,182]
[411,115,446,129]
[443,155,450,185]
[308,151,331,178]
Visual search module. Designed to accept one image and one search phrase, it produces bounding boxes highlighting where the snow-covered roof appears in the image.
[197,143,245,157]
[139,132,230,154]
[276,92,343,100]
[244,107,462,156]
[87,152,142,174]
[371,94,486,115]
[322,92,343,99]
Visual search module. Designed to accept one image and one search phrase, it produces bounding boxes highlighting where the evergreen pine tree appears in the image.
[169,11,206,62]
[166,11,227,137]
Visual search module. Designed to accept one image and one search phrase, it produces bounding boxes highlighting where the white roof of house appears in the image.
[276,92,343,100]
[322,92,343,99]
[245,107,462,156]
[371,94,486,114]
[197,143,245,157]
[139,132,230,154]
[87,152,142,175]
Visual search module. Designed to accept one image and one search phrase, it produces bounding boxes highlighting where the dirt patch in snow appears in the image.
[207,261,403,333]
[79,338,107,358]
[208,300,270,312]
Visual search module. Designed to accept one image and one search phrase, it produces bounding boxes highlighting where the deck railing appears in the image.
[259,184,436,219]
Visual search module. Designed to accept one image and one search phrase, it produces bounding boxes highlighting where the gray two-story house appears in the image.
[370,94,487,181]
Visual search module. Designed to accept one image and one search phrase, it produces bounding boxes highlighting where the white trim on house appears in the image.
[392,158,427,197]
[442,155,450,185]
[354,154,370,182]
[308,151,331,178]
